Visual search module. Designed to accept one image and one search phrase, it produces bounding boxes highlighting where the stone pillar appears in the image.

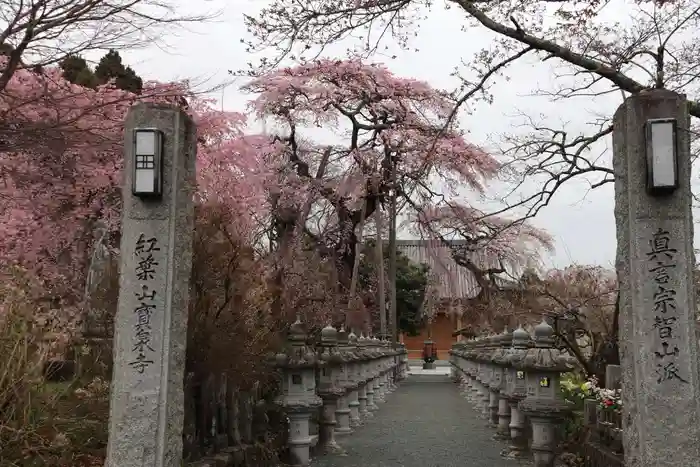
[334,327,353,435]
[357,334,372,419]
[470,338,483,405]
[401,343,410,379]
[274,318,322,466]
[365,342,380,412]
[459,342,472,400]
[493,330,513,440]
[480,336,494,419]
[346,331,362,428]
[502,327,530,459]
[105,104,196,467]
[317,324,344,454]
[519,320,572,467]
[462,340,476,401]
[372,338,386,403]
[449,344,458,381]
[613,89,700,467]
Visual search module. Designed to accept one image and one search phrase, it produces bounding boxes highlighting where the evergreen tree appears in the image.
[359,241,430,336]
[60,55,97,88]
[95,50,143,94]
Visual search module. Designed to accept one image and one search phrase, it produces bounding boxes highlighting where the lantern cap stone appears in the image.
[513,326,529,341]
[534,319,554,339]
[321,323,337,341]
[337,326,348,343]
[289,316,306,340]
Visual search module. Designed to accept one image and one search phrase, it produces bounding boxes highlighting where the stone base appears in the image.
[500,447,530,460]
[319,441,347,456]
[423,362,436,369]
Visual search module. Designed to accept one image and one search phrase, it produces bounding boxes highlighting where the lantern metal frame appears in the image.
[132,128,164,198]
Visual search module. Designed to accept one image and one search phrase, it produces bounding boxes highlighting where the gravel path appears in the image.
[310,375,519,467]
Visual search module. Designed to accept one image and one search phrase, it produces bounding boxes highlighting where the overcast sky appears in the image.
[118,0,691,272]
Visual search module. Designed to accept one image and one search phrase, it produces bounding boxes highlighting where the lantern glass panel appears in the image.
[649,121,676,187]
[134,161,156,193]
[135,131,156,155]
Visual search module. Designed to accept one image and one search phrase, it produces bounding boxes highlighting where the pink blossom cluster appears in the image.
[0,59,270,303]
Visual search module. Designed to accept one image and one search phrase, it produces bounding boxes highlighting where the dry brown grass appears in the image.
[0,269,110,467]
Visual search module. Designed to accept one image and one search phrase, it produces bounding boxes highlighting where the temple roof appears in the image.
[395,239,505,300]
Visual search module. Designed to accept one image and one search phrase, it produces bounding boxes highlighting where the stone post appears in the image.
[449,344,458,382]
[317,324,344,454]
[346,331,362,428]
[105,104,196,467]
[401,343,410,379]
[386,340,397,391]
[458,341,472,400]
[334,327,353,435]
[519,320,573,467]
[274,318,322,466]
[481,336,495,419]
[488,332,508,428]
[469,337,484,410]
[493,330,513,440]
[462,340,476,401]
[502,327,530,459]
[356,334,372,419]
[372,338,386,403]
[365,341,380,412]
[614,89,700,466]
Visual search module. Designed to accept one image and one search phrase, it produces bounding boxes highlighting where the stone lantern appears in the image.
[369,337,384,404]
[334,326,353,435]
[457,340,472,400]
[519,320,574,467]
[479,335,495,418]
[502,326,530,459]
[492,329,513,438]
[471,337,486,409]
[274,317,322,466]
[316,324,345,454]
[422,339,437,369]
[346,330,362,428]
[356,333,373,419]
[463,338,478,403]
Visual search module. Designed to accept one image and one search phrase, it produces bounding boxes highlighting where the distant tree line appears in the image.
[60,50,143,94]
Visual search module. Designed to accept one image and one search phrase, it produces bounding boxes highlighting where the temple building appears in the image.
[396,239,503,361]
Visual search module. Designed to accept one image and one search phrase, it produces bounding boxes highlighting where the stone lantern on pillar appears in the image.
[519,320,574,467]
[316,324,345,454]
[492,329,513,439]
[502,326,530,459]
[480,335,496,419]
[274,317,323,466]
[346,330,362,428]
[472,336,488,411]
[422,339,437,369]
[356,333,373,419]
[334,326,353,435]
